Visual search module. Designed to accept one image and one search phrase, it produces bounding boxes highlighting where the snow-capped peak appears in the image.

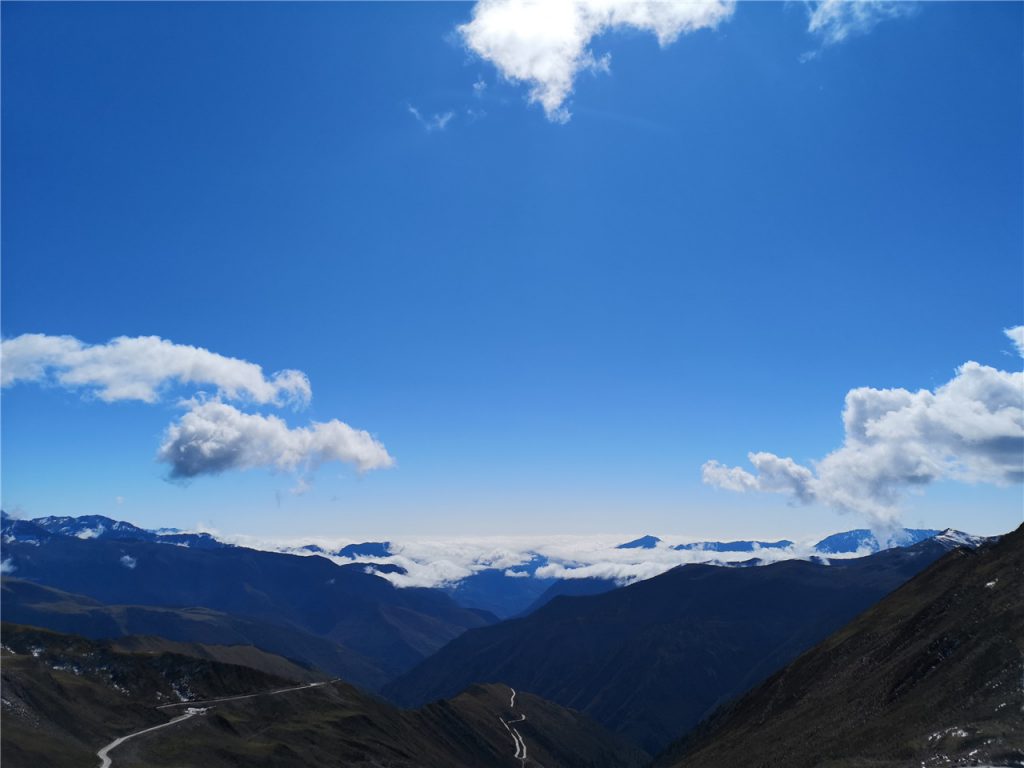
[932,529,986,550]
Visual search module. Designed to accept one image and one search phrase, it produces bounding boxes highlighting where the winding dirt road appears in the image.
[498,686,528,765]
[96,681,333,767]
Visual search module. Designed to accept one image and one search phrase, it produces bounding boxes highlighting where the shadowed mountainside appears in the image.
[656,525,1024,768]
[385,537,967,753]
[118,682,647,768]
[1,529,494,687]
[0,623,299,768]
[1,624,646,768]
[2,579,386,687]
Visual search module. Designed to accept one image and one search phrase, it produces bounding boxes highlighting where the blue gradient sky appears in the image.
[2,2,1021,539]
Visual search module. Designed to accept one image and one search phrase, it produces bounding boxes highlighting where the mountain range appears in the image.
[1,511,1015,766]
[384,533,983,753]
[1,516,494,689]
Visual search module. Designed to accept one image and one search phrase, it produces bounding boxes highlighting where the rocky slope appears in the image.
[657,525,1024,768]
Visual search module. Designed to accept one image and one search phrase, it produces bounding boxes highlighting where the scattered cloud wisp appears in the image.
[806,0,915,47]
[408,105,455,132]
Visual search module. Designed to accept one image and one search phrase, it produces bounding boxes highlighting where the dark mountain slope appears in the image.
[1,624,645,768]
[385,538,966,753]
[446,565,557,618]
[121,682,647,768]
[2,530,492,683]
[522,576,619,614]
[0,624,298,768]
[109,635,321,683]
[657,525,1024,768]
[2,578,386,687]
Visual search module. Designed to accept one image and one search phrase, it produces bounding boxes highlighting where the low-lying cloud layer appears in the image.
[231,531,834,590]
[159,400,394,478]
[703,328,1024,542]
[2,333,392,485]
[458,0,735,122]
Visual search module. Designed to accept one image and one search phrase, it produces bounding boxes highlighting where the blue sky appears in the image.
[2,1,1021,540]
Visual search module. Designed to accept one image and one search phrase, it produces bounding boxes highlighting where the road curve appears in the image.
[96,708,206,768]
[155,680,331,710]
[499,685,528,765]
[97,680,335,767]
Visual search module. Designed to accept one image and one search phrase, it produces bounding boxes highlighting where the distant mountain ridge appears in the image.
[812,527,942,553]
[2,511,226,550]
[673,538,793,552]
[1,512,978,624]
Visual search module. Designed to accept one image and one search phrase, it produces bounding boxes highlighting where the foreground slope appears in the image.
[1,624,645,768]
[118,682,646,768]
[0,624,298,768]
[386,537,966,753]
[657,525,1024,768]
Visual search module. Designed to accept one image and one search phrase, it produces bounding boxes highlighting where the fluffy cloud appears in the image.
[703,329,1024,542]
[4,333,393,486]
[158,400,394,479]
[119,554,137,569]
[457,0,734,122]
[0,558,16,574]
[806,0,914,46]
[1,334,310,406]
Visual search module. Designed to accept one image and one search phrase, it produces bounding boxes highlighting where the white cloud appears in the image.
[1006,325,1024,357]
[0,558,16,574]
[3,333,392,488]
[119,554,137,569]
[704,330,1024,543]
[457,0,734,122]
[158,400,394,479]
[1,334,310,406]
[407,105,455,132]
[806,0,914,46]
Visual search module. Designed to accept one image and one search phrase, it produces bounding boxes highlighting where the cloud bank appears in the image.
[235,531,827,590]
[3,333,392,485]
[1,334,310,406]
[457,0,734,122]
[703,328,1024,542]
[158,400,394,479]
